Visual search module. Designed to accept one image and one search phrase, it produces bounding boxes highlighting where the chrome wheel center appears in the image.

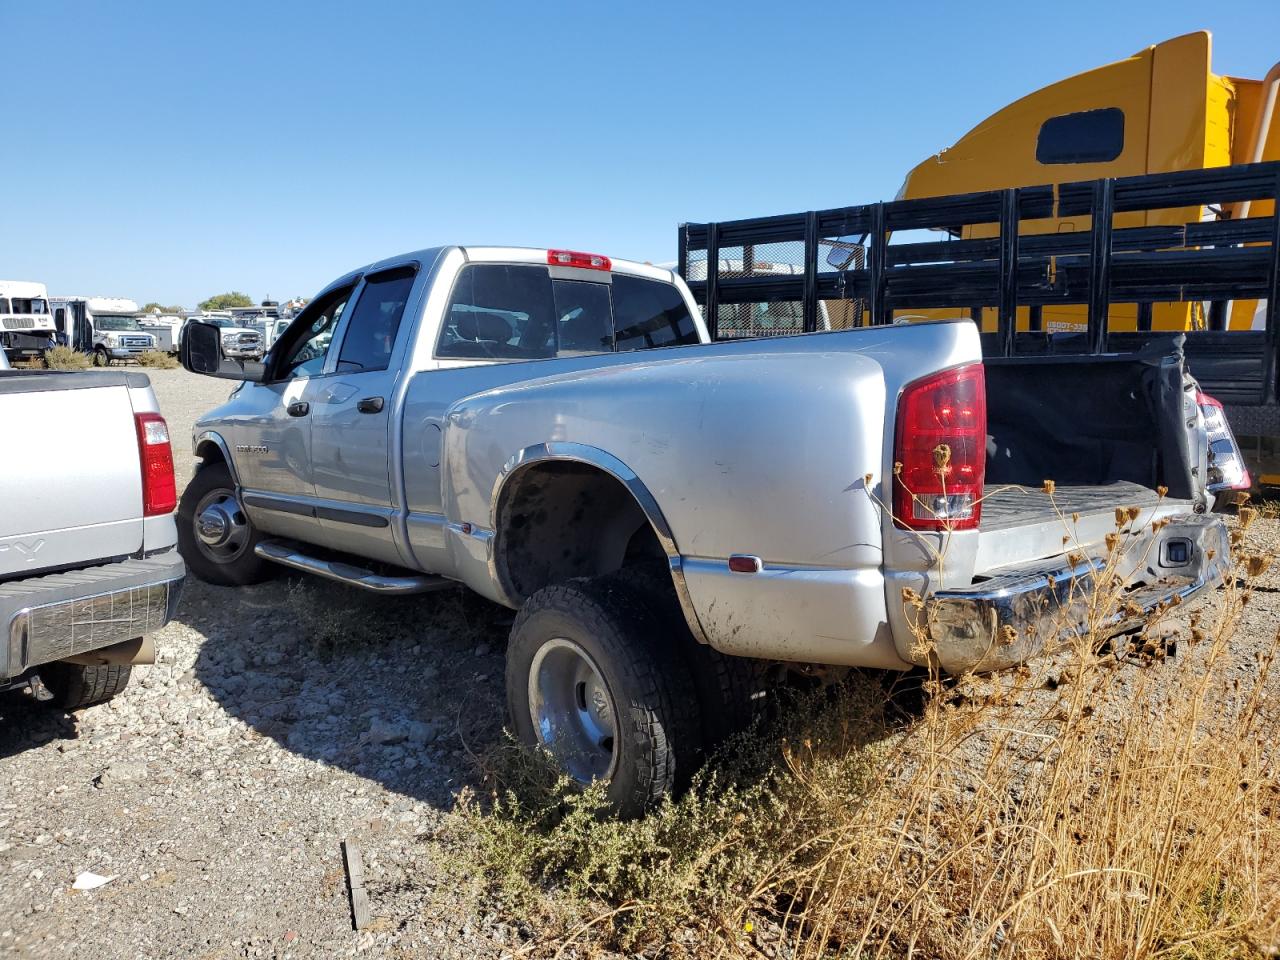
[528,638,618,784]
[197,505,232,546]
[193,489,251,564]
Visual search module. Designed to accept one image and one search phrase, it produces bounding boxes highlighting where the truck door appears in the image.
[308,265,419,564]
[231,286,354,544]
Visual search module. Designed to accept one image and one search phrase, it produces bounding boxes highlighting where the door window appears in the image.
[278,287,353,377]
[335,266,417,373]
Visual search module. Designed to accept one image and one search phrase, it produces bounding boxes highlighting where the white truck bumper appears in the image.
[2,552,185,680]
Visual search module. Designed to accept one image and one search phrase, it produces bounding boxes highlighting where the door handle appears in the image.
[287,400,310,417]
[356,396,385,414]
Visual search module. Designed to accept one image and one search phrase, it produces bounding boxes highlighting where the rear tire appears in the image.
[506,576,703,817]
[43,663,132,709]
[609,562,773,749]
[178,462,274,586]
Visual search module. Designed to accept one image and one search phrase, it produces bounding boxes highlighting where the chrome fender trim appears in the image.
[193,429,239,484]
[490,441,711,645]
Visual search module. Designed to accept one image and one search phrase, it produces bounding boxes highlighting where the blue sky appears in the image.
[3,0,1277,307]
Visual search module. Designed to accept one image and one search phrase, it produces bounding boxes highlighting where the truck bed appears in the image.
[981,481,1161,531]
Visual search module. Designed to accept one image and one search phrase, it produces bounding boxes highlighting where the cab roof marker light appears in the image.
[547,249,611,271]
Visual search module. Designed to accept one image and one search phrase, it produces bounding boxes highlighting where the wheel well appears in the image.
[495,461,669,604]
[195,439,228,471]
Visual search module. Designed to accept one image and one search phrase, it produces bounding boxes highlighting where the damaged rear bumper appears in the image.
[926,514,1231,673]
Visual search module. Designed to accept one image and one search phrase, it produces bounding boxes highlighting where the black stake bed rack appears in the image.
[678,161,1280,456]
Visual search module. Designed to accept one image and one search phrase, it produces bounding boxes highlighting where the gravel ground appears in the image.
[2,368,517,959]
[2,366,1278,959]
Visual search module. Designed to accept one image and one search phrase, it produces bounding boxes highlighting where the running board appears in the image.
[254,541,455,595]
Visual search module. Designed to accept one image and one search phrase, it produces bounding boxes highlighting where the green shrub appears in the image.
[42,346,91,370]
[137,349,178,369]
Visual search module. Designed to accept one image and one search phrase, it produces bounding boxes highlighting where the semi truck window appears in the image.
[611,275,699,350]
[552,280,614,354]
[335,266,416,373]
[436,264,557,360]
[1036,108,1124,164]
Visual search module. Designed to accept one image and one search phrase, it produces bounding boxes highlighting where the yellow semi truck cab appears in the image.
[899,31,1278,334]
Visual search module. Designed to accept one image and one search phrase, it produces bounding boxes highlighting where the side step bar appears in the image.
[254,541,455,596]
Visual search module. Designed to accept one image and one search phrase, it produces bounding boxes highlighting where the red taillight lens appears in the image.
[134,412,177,516]
[893,363,986,531]
[547,249,611,271]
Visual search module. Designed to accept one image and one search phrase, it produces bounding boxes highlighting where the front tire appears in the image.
[506,576,703,817]
[177,462,274,586]
[93,347,110,367]
[43,663,131,709]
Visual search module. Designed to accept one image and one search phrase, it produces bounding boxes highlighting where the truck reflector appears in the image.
[134,412,177,516]
[893,363,986,531]
[547,249,611,271]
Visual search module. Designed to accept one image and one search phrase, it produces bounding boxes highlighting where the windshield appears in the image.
[97,315,141,331]
[6,297,49,314]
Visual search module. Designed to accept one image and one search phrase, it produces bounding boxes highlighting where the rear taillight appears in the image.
[893,363,986,531]
[547,249,611,271]
[134,412,177,516]
[1196,391,1251,492]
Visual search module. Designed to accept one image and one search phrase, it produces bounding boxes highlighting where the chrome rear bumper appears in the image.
[926,514,1230,673]
[2,552,185,679]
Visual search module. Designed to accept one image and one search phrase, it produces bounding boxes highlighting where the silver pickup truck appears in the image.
[1,369,184,708]
[177,245,1236,813]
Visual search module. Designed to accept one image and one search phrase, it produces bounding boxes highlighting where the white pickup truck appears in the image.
[177,245,1237,814]
[0,368,184,708]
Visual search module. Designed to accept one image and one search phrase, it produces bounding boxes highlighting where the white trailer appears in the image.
[50,297,157,365]
[138,314,184,354]
[0,280,56,360]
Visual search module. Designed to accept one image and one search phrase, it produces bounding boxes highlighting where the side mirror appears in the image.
[180,321,266,382]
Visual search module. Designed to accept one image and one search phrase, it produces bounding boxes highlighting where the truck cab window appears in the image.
[611,274,699,350]
[552,280,614,354]
[279,288,352,378]
[437,264,557,361]
[1036,108,1124,164]
[335,267,416,373]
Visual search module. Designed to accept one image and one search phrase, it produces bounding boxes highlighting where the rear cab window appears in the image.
[436,262,699,361]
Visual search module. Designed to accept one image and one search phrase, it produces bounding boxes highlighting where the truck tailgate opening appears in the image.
[983,347,1195,501]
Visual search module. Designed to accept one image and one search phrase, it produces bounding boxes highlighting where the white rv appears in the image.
[50,297,157,365]
[0,280,56,360]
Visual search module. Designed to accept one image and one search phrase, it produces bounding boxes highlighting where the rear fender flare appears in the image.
[489,441,710,645]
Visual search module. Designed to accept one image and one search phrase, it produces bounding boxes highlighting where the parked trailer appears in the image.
[678,160,1280,486]
[0,280,56,360]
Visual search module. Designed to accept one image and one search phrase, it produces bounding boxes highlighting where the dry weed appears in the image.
[458,501,1280,958]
